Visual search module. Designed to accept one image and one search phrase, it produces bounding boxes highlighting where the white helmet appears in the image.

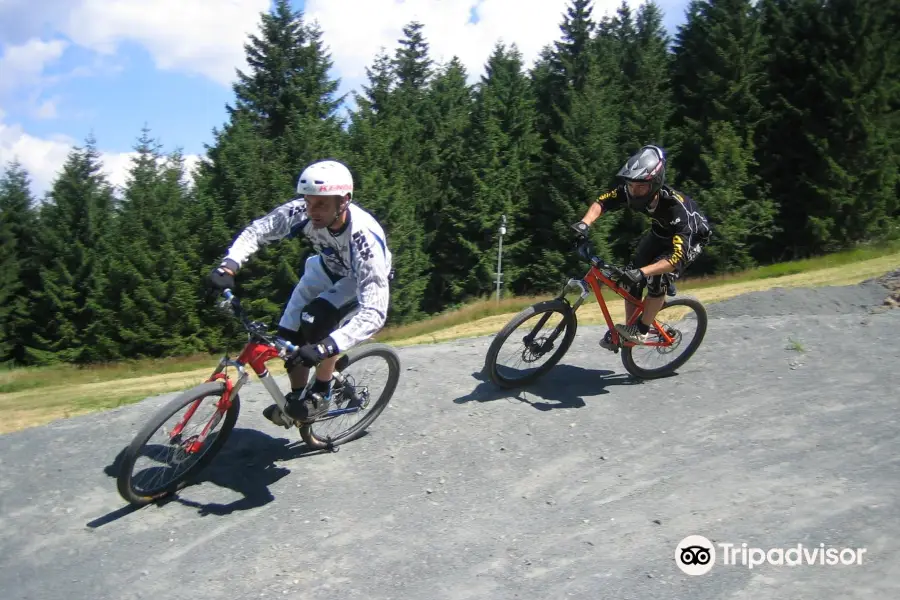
[296,159,353,199]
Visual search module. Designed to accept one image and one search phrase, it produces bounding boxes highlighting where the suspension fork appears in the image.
[523,278,589,349]
[170,357,249,445]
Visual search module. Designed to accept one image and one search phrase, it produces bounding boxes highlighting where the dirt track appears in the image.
[1,280,899,600]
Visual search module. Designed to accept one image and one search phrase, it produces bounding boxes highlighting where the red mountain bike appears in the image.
[116,289,400,506]
[484,239,707,387]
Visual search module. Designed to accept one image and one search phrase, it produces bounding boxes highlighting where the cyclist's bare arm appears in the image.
[579,201,604,227]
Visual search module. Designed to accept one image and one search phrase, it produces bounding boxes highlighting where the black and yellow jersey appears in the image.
[595,184,712,266]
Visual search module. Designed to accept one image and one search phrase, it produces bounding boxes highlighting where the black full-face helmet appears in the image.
[616,145,666,211]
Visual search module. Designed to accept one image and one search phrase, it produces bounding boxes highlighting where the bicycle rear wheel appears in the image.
[116,381,240,506]
[621,296,707,379]
[483,299,578,389]
[300,343,401,449]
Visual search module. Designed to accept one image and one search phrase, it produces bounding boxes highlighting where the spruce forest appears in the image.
[1,0,898,367]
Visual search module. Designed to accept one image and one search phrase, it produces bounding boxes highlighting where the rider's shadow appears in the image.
[454,364,643,411]
[98,428,335,523]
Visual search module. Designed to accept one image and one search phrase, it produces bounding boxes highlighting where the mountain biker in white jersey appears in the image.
[208,159,393,426]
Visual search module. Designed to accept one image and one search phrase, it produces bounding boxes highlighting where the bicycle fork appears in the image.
[170,357,251,453]
[521,278,590,354]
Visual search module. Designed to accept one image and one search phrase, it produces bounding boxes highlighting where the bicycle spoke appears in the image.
[486,301,577,388]
[628,303,702,373]
[129,393,227,496]
[307,345,398,444]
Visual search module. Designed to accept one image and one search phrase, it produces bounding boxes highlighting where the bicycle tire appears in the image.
[301,343,401,448]
[116,380,240,506]
[621,296,708,380]
[483,299,578,389]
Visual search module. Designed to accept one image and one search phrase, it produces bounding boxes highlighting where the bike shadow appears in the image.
[90,427,350,527]
[454,363,644,411]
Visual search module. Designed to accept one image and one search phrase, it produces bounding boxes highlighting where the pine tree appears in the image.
[628,1,673,150]
[192,114,297,337]
[279,20,350,171]
[669,0,776,266]
[670,0,770,189]
[0,213,17,360]
[393,21,433,103]
[526,0,624,292]
[32,137,119,363]
[156,151,207,355]
[232,0,343,140]
[602,1,678,264]
[346,22,436,322]
[758,0,900,257]
[463,43,543,298]
[0,161,39,364]
[420,57,475,310]
[107,128,166,357]
[693,121,777,272]
[108,128,207,358]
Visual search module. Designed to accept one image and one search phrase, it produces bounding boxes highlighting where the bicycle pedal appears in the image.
[599,338,619,353]
[262,404,292,429]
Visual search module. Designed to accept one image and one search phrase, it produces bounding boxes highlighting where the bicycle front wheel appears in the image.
[116,381,240,506]
[483,299,578,389]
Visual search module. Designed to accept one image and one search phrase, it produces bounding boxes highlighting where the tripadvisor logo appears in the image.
[675,535,867,575]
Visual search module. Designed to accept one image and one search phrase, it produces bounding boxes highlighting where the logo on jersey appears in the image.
[597,189,618,202]
[352,231,374,261]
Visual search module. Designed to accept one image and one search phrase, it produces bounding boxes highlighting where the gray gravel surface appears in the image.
[1,282,899,600]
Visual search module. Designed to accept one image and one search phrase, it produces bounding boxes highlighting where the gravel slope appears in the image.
[1,280,899,600]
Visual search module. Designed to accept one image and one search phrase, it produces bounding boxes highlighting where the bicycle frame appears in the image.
[559,262,677,349]
[169,290,361,453]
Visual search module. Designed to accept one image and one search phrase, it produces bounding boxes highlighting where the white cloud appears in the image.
[0,112,200,199]
[0,0,269,87]
[0,38,68,93]
[304,0,638,84]
[61,0,271,85]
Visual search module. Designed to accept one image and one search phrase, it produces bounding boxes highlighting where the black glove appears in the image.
[209,258,238,290]
[570,221,590,238]
[286,336,340,369]
[621,268,647,287]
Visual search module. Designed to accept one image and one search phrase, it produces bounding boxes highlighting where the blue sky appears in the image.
[0,0,690,197]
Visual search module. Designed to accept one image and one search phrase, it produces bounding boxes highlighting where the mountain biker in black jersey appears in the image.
[571,145,712,350]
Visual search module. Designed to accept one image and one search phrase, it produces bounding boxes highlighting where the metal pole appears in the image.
[496,214,506,302]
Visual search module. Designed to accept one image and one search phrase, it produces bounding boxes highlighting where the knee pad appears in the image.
[647,273,677,298]
[299,297,342,344]
[646,275,666,298]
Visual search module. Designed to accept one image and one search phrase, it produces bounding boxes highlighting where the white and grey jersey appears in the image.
[224,200,393,351]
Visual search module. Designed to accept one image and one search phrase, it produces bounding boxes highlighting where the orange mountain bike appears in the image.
[484,238,707,388]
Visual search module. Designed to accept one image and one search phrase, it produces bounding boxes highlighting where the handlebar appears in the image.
[575,238,626,279]
[219,289,299,356]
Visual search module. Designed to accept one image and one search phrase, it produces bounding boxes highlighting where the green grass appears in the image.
[677,240,900,290]
[377,240,900,343]
[786,337,806,352]
[374,287,622,344]
[0,353,222,394]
